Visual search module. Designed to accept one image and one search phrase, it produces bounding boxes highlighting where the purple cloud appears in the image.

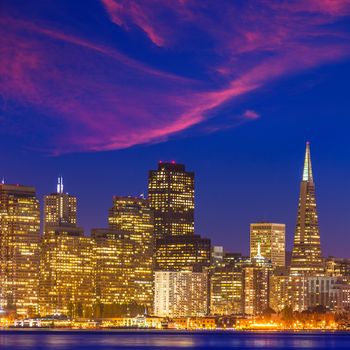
[0,1,349,153]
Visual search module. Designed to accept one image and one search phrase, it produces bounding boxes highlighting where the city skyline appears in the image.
[1,1,350,260]
[0,142,345,260]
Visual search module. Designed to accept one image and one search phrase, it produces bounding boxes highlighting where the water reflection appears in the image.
[1,331,350,349]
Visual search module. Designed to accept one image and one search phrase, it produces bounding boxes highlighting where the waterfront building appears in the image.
[92,228,139,316]
[250,222,285,268]
[306,276,350,311]
[154,270,208,317]
[148,162,194,238]
[39,180,94,317]
[290,142,324,276]
[287,274,308,312]
[108,196,154,310]
[154,234,211,271]
[39,226,94,317]
[269,269,290,312]
[243,245,273,315]
[210,253,244,315]
[0,184,40,316]
[325,257,350,277]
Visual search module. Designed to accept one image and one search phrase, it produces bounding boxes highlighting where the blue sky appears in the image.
[1,0,350,256]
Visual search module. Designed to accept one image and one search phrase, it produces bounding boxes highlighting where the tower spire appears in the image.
[302,142,313,182]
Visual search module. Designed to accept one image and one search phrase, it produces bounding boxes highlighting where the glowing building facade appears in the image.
[0,184,40,316]
[148,162,194,238]
[39,227,94,317]
[155,234,211,271]
[290,142,324,276]
[92,229,139,316]
[250,222,285,268]
[210,253,244,315]
[243,247,273,316]
[39,179,94,317]
[44,177,76,230]
[154,270,208,317]
[108,196,154,310]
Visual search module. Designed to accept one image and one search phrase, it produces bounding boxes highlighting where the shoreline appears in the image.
[1,328,350,334]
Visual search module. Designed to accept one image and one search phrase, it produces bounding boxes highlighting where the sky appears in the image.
[1,0,350,257]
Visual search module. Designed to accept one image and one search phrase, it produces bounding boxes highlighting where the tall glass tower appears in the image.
[290,142,324,276]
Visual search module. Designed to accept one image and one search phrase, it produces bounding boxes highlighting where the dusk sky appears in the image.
[1,0,350,257]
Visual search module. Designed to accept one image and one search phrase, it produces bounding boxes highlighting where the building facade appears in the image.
[290,142,324,276]
[148,162,194,238]
[108,196,154,310]
[210,254,244,315]
[44,177,76,230]
[155,234,211,271]
[154,270,208,317]
[92,229,140,317]
[250,222,285,268]
[39,227,94,317]
[243,248,272,316]
[39,180,94,317]
[0,184,40,316]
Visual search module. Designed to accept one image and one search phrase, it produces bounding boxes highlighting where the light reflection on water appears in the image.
[1,331,350,349]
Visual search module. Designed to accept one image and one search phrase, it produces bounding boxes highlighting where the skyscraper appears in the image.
[243,246,273,315]
[108,196,154,310]
[44,177,77,230]
[290,142,323,276]
[92,228,139,316]
[210,253,244,315]
[250,222,285,268]
[155,234,211,271]
[148,162,194,238]
[0,184,40,316]
[39,179,94,317]
[154,270,208,317]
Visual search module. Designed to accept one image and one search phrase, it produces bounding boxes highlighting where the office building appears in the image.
[243,245,273,315]
[154,270,208,317]
[44,177,76,230]
[250,222,285,268]
[155,234,211,271]
[0,184,40,316]
[148,162,194,238]
[210,253,244,315]
[39,180,93,317]
[290,142,324,275]
[39,226,94,317]
[108,196,154,310]
[92,229,140,316]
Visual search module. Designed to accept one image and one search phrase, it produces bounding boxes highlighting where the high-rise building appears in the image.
[0,184,40,316]
[269,270,289,312]
[148,162,194,238]
[155,234,211,271]
[210,253,244,315]
[92,228,139,316]
[243,246,273,315]
[39,226,94,317]
[290,142,324,276]
[154,270,208,317]
[250,222,285,268]
[44,177,77,230]
[39,180,94,317]
[108,196,154,310]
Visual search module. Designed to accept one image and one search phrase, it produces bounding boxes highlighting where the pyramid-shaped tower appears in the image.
[290,142,324,276]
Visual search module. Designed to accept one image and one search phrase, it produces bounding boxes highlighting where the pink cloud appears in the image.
[0,1,349,153]
[243,110,260,120]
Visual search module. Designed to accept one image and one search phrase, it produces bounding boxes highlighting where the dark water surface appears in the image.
[1,330,350,349]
